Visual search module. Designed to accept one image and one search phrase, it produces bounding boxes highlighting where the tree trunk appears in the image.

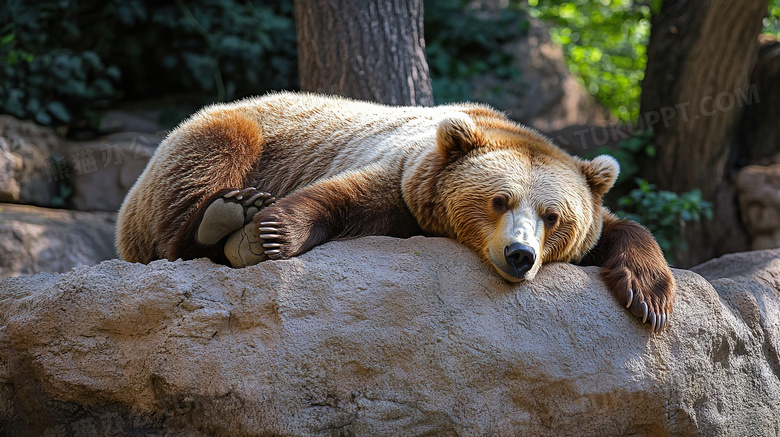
[736,36,780,167]
[294,0,434,106]
[639,0,769,266]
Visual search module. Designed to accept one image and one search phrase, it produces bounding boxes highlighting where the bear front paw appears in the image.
[251,206,302,260]
[603,264,675,333]
[256,219,285,260]
[251,204,329,261]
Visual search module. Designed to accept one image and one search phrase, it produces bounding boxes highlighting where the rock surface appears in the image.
[66,131,158,211]
[0,116,63,205]
[1,237,779,436]
[736,163,780,250]
[0,203,117,278]
[0,115,159,211]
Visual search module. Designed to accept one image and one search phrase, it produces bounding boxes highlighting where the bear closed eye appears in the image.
[116,92,675,332]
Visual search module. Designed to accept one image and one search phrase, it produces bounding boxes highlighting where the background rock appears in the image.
[66,132,158,211]
[0,116,63,206]
[0,140,22,202]
[1,237,778,436]
[0,115,160,211]
[736,163,780,250]
[471,18,612,134]
[0,203,117,278]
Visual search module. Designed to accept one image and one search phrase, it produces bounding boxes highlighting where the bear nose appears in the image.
[504,243,536,277]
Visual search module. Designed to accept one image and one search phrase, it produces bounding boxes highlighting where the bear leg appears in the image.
[252,167,421,260]
[580,210,675,333]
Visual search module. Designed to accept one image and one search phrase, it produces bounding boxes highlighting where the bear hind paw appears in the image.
[196,187,275,247]
[222,218,284,268]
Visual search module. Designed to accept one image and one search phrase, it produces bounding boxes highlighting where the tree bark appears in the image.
[736,36,780,167]
[294,0,434,106]
[639,0,769,266]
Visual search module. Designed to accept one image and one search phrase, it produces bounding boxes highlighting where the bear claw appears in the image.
[626,296,670,333]
[255,221,287,259]
[234,187,256,200]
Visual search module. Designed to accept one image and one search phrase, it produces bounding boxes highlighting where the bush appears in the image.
[524,0,652,122]
[424,0,528,103]
[588,130,711,262]
[617,179,713,262]
[766,0,780,37]
[0,0,297,129]
[590,129,655,185]
[0,2,122,126]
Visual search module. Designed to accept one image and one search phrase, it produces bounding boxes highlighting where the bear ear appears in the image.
[580,155,620,196]
[437,114,486,160]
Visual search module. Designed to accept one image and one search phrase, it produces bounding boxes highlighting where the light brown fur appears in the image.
[117,92,675,331]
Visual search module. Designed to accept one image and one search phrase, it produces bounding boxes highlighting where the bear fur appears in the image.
[117,92,674,332]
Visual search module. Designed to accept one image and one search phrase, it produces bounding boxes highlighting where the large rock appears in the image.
[0,115,159,211]
[736,163,780,249]
[467,18,612,133]
[506,19,612,131]
[0,116,63,205]
[0,203,117,278]
[0,140,22,203]
[66,131,158,211]
[1,237,779,436]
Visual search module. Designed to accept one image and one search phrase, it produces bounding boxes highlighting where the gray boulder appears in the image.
[737,163,780,250]
[0,115,63,205]
[0,203,117,278]
[1,237,778,436]
[66,131,158,212]
[0,115,159,211]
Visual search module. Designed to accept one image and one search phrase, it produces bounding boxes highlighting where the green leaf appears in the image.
[47,101,71,123]
[35,111,52,125]
[0,33,15,46]
[651,0,664,15]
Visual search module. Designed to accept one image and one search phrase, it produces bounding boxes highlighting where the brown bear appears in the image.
[116,92,674,332]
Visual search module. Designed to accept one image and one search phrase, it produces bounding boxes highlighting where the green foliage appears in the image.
[617,179,713,261]
[424,0,528,103]
[110,0,297,100]
[766,0,780,37]
[590,129,655,184]
[589,130,708,262]
[0,0,296,128]
[524,0,651,122]
[0,1,122,126]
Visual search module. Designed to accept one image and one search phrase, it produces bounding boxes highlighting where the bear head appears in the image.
[404,111,619,283]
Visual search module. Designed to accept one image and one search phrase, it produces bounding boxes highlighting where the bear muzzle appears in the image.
[487,207,544,282]
[504,242,536,277]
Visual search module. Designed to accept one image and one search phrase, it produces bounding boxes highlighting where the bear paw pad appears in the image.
[196,187,275,246]
[222,219,284,268]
